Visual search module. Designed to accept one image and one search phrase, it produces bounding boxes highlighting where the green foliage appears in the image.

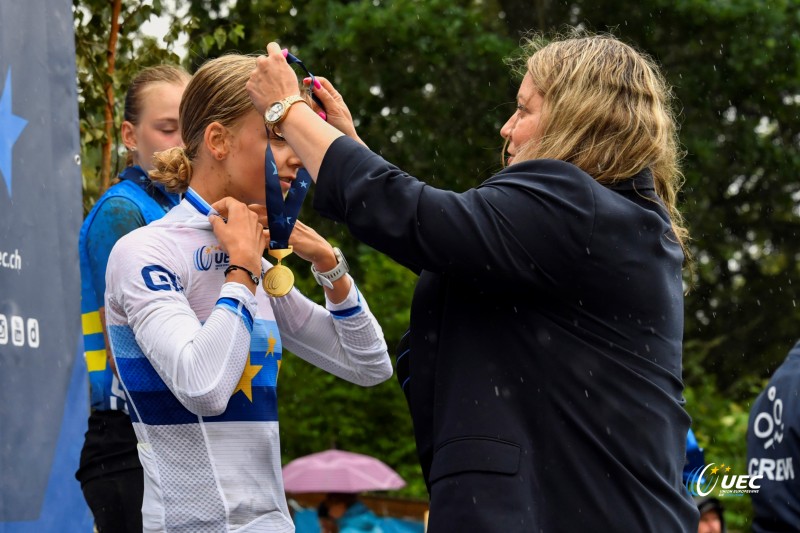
[685,375,766,531]
[275,241,424,496]
[74,0,243,212]
[74,0,181,211]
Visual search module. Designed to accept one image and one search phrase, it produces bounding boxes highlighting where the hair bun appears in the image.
[150,146,192,193]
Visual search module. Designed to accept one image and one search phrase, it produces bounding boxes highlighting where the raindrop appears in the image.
[74,154,81,165]
[494,386,500,397]
[584,390,589,398]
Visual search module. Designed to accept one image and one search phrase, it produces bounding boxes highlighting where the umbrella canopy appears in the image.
[282,449,406,493]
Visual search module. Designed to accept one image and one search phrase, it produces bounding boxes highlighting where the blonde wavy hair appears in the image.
[506,31,690,258]
[151,54,259,193]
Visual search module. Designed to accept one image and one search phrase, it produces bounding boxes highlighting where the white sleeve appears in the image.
[269,275,392,386]
[106,234,256,416]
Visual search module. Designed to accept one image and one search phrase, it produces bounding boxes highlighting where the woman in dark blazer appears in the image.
[246,32,698,532]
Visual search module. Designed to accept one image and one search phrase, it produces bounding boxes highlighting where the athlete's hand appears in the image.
[209,197,267,278]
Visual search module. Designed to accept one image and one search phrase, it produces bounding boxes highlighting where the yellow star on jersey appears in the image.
[232,354,262,402]
[267,331,277,357]
[710,466,719,475]
[725,466,731,473]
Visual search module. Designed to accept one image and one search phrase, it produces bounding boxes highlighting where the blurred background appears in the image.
[74,1,800,529]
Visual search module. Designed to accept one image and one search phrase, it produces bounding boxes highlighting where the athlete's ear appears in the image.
[204,122,229,161]
[121,120,137,151]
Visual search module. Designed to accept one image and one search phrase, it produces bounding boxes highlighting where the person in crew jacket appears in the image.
[747,341,800,532]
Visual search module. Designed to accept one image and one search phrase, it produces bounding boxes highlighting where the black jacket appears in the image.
[747,343,800,532]
[315,137,698,532]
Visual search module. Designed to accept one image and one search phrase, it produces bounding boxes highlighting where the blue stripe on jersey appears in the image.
[110,325,197,425]
[330,305,362,319]
[184,187,212,216]
[127,390,198,425]
[109,320,281,425]
[216,297,254,332]
[84,332,106,352]
[329,286,363,320]
[204,386,278,422]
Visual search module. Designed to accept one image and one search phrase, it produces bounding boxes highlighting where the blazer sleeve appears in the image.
[314,136,597,290]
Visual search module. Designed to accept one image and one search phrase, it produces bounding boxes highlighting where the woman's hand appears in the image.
[209,197,267,292]
[303,76,366,146]
[247,42,302,117]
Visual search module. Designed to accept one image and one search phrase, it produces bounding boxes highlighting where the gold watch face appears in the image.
[266,102,285,124]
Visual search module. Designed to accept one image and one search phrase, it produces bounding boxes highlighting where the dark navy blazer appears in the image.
[315,136,698,532]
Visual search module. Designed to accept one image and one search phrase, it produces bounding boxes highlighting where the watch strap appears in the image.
[311,247,348,289]
[264,94,307,126]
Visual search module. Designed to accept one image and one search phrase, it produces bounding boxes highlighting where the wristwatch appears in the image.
[264,94,307,127]
[311,247,349,289]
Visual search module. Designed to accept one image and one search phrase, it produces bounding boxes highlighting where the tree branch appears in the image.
[100,0,122,192]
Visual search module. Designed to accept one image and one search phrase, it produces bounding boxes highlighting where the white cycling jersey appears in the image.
[105,188,391,533]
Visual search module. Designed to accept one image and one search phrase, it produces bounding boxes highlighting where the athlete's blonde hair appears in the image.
[507,32,689,256]
[151,55,258,193]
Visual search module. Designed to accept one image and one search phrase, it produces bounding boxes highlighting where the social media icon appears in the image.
[11,316,24,347]
[27,318,39,348]
[0,314,7,345]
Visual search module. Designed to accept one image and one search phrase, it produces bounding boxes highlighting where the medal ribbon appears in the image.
[264,139,311,251]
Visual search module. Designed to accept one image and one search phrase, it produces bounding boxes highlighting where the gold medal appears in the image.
[263,247,294,297]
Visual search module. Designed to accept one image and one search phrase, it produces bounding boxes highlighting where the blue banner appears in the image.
[0,0,92,530]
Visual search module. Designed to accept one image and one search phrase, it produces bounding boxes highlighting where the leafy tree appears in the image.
[74,0,177,209]
[74,0,242,211]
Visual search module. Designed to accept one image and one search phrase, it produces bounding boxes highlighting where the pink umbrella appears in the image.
[282,449,406,493]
